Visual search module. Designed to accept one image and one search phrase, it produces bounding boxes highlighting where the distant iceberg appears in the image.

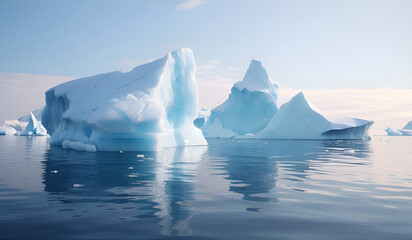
[1,108,45,135]
[42,48,206,151]
[202,60,279,138]
[17,112,48,136]
[0,124,17,135]
[386,121,412,136]
[256,92,373,140]
[201,59,372,140]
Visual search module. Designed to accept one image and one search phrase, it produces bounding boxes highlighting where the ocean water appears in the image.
[1,136,412,240]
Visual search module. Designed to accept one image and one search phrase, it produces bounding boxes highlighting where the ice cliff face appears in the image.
[42,48,207,151]
[202,60,279,138]
[256,92,373,139]
[386,121,412,136]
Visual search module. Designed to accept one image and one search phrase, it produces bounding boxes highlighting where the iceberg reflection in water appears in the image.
[1,136,412,239]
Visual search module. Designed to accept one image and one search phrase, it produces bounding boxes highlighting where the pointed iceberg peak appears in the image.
[286,91,317,111]
[26,112,38,132]
[202,59,279,138]
[234,60,279,102]
[291,91,305,100]
[19,111,47,136]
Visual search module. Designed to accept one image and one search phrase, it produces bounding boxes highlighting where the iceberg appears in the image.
[42,48,206,151]
[202,60,279,138]
[18,112,48,136]
[256,92,373,140]
[386,121,412,136]
[0,108,44,135]
[2,119,27,133]
[0,123,17,135]
[385,127,403,136]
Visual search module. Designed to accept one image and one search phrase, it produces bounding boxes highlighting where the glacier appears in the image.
[201,60,279,138]
[386,121,412,136]
[256,92,373,140]
[42,48,206,151]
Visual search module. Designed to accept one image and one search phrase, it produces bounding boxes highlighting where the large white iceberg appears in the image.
[256,92,373,139]
[18,112,48,136]
[386,121,412,136]
[202,60,279,138]
[42,48,206,151]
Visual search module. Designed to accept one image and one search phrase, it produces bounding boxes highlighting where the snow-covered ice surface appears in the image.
[202,60,279,138]
[386,121,412,136]
[42,48,206,151]
[18,112,47,136]
[256,92,373,140]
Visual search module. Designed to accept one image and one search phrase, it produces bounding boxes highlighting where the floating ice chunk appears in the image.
[256,92,373,140]
[42,48,206,151]
[136,154,144,158]
[202,60,279,138]
[344,149,355,154]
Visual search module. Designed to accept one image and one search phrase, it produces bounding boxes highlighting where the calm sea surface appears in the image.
[1,136,412,240]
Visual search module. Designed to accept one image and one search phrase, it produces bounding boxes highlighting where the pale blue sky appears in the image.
[1,0,411,89]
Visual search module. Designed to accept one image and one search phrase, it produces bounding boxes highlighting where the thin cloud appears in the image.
[175,0,207,11]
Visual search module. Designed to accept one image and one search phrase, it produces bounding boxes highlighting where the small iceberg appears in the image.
[16,112,48,136]
[386,121,412,136]
[256,92,373,140]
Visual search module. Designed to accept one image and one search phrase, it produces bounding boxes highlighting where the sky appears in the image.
[0,0,411,134]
